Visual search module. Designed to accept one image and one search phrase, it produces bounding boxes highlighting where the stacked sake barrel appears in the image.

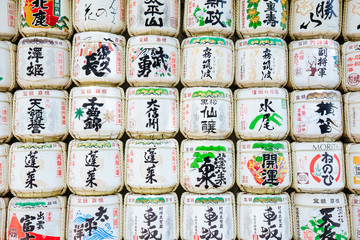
[3,0,73,239]
[179,0,236,239]
[289,1,351,239]
[0,0,18,237]
[123,0,181,239]
[343,1,360,240]
[235,1,293,239]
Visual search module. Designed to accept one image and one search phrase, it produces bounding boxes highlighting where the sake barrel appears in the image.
[345,144,360,194]
[127,0,180,37]
[349,194,360,240]
[237,193,292,240]
[289,39,340,89]
[292,192,350,240]
[68,140,123,196]
[183,0,234,38]
[237,140,291,194]
[10,142,66,198]
[17,37,71,89]
[126,87,178,139]
[0,145,9,197]
[290,0,341,40]
[125,139,178,194]
[124,193,178,240]
[181,139,234,194]
[0,93,12,143]
[181,87,233,139]
[235,37,287,88]
[72,32,126,86]
[67,194,122,240]
[237,0,288,39]
[181,192,236,240]
[7,196,66,240]
[69,86,125,140]
[292,142,344,193]
[13,90,68,142]
[343,0,360,41]
[73,0,126,34]
[19,0,73,39]
[0,198,8,240]
[127,35,180,87]
[181,36,234,87]
[235,88,289,140]
[0,0,17,42]
[344,92,360,142]
[342,41,360,92]
[0,41,16,91]
[290,90,343,141]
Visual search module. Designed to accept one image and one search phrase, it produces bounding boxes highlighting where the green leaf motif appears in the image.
[0,77,3,81]
[75,108,84,120]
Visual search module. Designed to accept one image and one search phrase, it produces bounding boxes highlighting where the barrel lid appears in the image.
[343,41,360,52]
[18,37,69,49]
[290,39,339,49]
[0,92,11,102]
[235,87,287,99]
[70,140,121,150]
[182,36,233,48]
[292,142,342,151]
[237,193,289,205]
[349,194,360,206]
[9,196,65,210]
[127,87,177,99]
[74,31,125,46]
[238,140,289,152]
[182,87,232,99]
[125,193,177,205]
[292,90,341,102]
[236,37,286,48]
[292,192,346,206]
[344,92,360,103]
[182,139,233,151]
[71,86,124,98]
[14,89,67,99]
[126,139,177,149]
[11,142,64,152]
[182,192,234,205]
[0,144,9,156]
[0,41,12,50]
[346,143,360,153]
[128,35,178,46]
[69,194,121,206]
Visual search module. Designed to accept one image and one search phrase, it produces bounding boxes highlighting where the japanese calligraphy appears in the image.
[144,148,158,184]
[82,44,111,77]
[84,1,118,24]
[146,99,160,131]
[195,153,226,189]
[263,0,279,27]
[320,152,334,186]
[204,0,226,27]
[317,48,328,78]
[200,207,222,240]
[260,207,282,240]
[315,101,338,134]
[201,47,213,79]
[27,47,45,77]
[85,150,99,188]
[261,153,280,186]
[144,0,164,27]
[262,48,273,80]
[24,151,39,189]
[300,0,338,29]
[27,99,45,134]
[249,99,283,131]
[140,207,162,240]
[200,99,218,134]
[135,47,170,78]
[82,97,104,132]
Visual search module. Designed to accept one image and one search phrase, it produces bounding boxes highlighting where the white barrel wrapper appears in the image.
[183,0,234,38]
[127,0,180,37]
[342,41,360,92]
[181,192,235,240]
[235,88,289,140]
[7,196,66,240]
[237,0,288,38]
[349,194,360,240]
[0,41,16,91]
[181,36,234,87]
[292,142,344,193]
[290,0,341,40]
[13,90,68,143]
[181,87,233,139]
[237,193,292,240]
[126,87,178,139]
[0,145,9,197]
[292,193,350,240]
[125,139,178,194]
[19,0,73,39]
[0,198,8,240]
[67,194,122,240]
[72,32,126,86]
[289,39,340,89]
[0,93,12,143]
[74,0,126,34]
[10,142,66,198]
[237,140,291,194]
[17,37,71,89]
[344,92,360,142]
[124,193,179,240]
[69,86,125,140]
[290,90,343,141]
[181,139,234,194]
[127,35,179,87]
[236,37,287,88]
[68,140,123,196]
[345,143,360,194]
[343,0,360,41]
[0,0,17,42]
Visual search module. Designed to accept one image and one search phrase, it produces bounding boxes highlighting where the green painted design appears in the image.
[0,77,3,81]
[195,197,224,204]
[15,202,46,207]
[135,197,165,204]
[195,145,227,152]
[75,108,84,120]
[249,113,283,130]
[193,6,207,26]
[280,0,287,31]
[252,142,285,151]
[135,88,169,96]
[191,90,225,98]
[281,99,286,109]
[253,196,282,203]
[54,0,61,17]
[20,14,30,27]
[76,142,112,149]
[247,0,261,29]
[246,38,284,46]
[16,144,55,150]
[190,145,226,169]
[52,16,69,31]
[134,141,170,146]
[189,36,227,45]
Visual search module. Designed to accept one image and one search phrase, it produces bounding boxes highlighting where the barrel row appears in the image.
[1,192,360,239]
[1,0,359,41]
